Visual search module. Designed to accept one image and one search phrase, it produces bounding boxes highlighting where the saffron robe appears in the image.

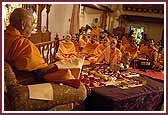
[4,25,48,71]
[138,45,158,64]
[56,40,77,60]
[97,46,122,64]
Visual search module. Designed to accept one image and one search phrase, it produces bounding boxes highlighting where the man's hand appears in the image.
[33,63,58,77]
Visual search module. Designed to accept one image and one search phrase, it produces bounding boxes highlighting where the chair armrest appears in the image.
[4,62,17,90]
[7,82,87,111]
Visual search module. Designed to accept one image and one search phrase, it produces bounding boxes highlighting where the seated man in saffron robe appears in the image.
[90,25,100,37]
[96,38,122,65]
[123,37,138,61]
[80,37,99,64]
[116,39,124,53]
[121,33,130,45]
[71,34,80,52]
[4,8,75,81]
[78,34,90,50]
[94,37,110,56]
[137,39,158,67]
[56,34,78,60]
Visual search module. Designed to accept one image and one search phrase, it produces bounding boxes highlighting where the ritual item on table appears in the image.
[55,57,85,79]
[79,65,147,89]
[133,58,152,69]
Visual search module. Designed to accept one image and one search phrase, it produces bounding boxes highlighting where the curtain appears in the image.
[69,4,80,35]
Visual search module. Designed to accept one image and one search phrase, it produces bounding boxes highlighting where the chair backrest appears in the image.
[35,40,59,64]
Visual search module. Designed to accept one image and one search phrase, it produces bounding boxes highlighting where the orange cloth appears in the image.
[79,35,90,48]
[117,44,125,54]
[90,28,100,36]
[4,25,48,71]
[97,46,122,64]
[56,40,77,60]
[71,39,80,52]
[44,69,75,81]
[81,42,99,64]
[138,45,158,63]
[124,44,138,60]
[122,36,129,45]
[94,44,106,56]
[81,42,99,55]
[139,43,145,51]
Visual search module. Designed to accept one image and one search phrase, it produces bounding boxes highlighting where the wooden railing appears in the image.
[35,40,59,64]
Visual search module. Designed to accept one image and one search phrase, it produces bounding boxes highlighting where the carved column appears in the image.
[101,12,107,30]
[46,5,51,32]
[37,4,45,32]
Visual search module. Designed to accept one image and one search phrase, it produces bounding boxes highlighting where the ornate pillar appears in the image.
[37,4,45,32]
[101,12,107,30]
[46,5,51,32]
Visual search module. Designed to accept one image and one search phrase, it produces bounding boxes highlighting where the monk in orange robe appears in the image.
[56,34,77,60]
[137,39,158,66]
[116,39,125,53]
[97,38,122,64]
[121,34,130,46]
[71,35,80,52]
[94,37,110,56]
[90,25,100,37]
[80,37,99,64]
[155,48,164,69]
[5,8,74,81]
[79,34,90,49]
[123,38,138,61]
[138,38,147,51]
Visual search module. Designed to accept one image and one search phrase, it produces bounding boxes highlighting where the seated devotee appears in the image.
[137,39,158,67]
[122,37,138,61]
[121,33,130,46]
[155,47,164,70]
[4,8,76,81]
[96,38,122,65]
[138,38,146,51]
[79,34,90,50]
[138,34,148,51]
[80,37,99,64]
[56,34,78,60]
[71,34,80,52]
[155,41,162,52]
[116,39,124,52]
[94,37,110,56]
[90,25,100,37]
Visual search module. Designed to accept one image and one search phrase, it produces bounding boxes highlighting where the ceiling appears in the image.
[81,4,164,14]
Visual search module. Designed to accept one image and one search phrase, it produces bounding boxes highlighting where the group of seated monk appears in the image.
[56,28,164,71]
[5,8,164,84]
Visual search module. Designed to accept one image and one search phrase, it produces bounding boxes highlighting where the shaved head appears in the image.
[10,8,33,27]
[10,8,34,37]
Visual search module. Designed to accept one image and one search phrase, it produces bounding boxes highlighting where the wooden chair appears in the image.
[4,40,87,111]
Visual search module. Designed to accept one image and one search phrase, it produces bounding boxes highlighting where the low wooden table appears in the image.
[82,65,164,111]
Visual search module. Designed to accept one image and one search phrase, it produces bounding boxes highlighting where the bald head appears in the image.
[10,8,34,37]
